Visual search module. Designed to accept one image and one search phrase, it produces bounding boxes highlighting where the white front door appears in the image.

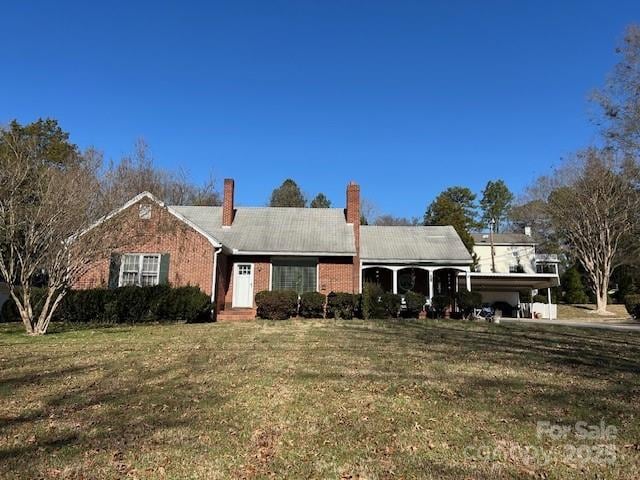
[233,263,254,308]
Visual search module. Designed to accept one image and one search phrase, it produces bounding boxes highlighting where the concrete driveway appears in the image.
[500,317,640,332]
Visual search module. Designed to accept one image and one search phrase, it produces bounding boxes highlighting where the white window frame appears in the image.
[119,253,161,287]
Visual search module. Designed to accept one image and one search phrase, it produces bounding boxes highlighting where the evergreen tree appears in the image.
[269,179,306,207]
[480,179,514,232]
[310,193,331,208]
[424,186,478,253]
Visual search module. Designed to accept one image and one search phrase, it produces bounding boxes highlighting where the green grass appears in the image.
[1,319,639,479]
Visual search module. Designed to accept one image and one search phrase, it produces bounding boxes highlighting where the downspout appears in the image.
[211,247,222,316]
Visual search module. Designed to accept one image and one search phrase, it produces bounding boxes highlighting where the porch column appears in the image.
[465,271,471,291]
[531,289,535,319]
[392,268,398,294]
[428,269,434,300]
[547,288,552,320]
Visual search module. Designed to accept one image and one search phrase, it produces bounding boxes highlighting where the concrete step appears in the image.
[217,308,257,321]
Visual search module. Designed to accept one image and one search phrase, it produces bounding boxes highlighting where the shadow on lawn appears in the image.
[0,347,228,478]
[327,320,639,421]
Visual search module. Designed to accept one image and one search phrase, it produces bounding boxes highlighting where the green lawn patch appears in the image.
[1,320,639,479]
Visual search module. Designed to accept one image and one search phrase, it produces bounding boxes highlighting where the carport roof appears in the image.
[468,272,560,290]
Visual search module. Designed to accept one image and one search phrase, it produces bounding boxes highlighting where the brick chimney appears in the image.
[346,182,360,293]
[222,178,235,227]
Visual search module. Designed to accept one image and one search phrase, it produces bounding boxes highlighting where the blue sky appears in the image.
[2,1,639,218]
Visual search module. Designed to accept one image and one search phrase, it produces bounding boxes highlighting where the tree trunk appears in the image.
[34,288,65,335]
[10,290,35,335]
[594,276,611,315]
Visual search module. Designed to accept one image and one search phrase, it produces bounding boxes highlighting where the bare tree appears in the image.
[528,148,640,314]
[101,138,220,209]
[373,214,420,226]
[0,126,139,334]
[592,24,640,154]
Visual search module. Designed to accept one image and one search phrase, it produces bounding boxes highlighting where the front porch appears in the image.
[361,264,471,299]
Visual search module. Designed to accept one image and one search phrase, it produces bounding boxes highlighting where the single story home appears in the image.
[75,179,559,320]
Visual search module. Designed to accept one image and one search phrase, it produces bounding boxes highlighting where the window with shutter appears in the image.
[118,253,162,287]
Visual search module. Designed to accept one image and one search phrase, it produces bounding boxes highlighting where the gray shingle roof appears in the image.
[472,233,536,245]
[170,206,356,255]
[360,226,472,263]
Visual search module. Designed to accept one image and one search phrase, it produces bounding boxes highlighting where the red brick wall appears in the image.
[346,182,361,293]
[319,257,355,294]
[221,256,356,309]
[74,199,215,296]
[222,179,235,226]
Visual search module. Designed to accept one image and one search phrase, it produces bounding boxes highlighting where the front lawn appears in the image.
[1,320,639,479]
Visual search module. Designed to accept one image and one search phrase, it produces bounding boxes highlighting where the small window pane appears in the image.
[142,255,159,273]
[123,255,139,272]
[121,272,138,286]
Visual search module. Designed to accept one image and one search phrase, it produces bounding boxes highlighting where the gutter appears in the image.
[211,246,222,311]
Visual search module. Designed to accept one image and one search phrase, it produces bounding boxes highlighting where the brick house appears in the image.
[75,179,558,320]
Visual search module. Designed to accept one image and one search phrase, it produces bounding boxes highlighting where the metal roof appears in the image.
[170,206,356,255]
[472,233,536,245]
[360,225,472,263]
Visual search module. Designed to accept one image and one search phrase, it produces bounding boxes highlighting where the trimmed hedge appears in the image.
[362,283,401,319]
[402,291,426,318]
[255,290,298,320]
[2,286,212,324]
[381,292,401,319]
[624,294,640,319]
[326,292,359,319]
[299,292,326,318]
[362,283,385,319]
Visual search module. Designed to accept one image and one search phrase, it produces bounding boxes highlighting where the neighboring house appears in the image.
[75,179,558,320]
[470,231,560,318]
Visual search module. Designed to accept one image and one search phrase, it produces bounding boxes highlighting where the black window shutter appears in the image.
[108,253,121,289]
[159,254,170,285]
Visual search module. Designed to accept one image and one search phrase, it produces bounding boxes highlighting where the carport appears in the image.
[464,272,560,319]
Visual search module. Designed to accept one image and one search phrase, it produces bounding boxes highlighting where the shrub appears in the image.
[299,292,326,318]
[155,286,212,323]
[430,295,451,318]
[362,283,385,319]
[326,292,357,319]
[402,291,426,318]
[55,285,212,324]
[455,289,482,319]
[60,289,114,323]
[381,292,401,319]
[624,294,640,319]
[255,290,298,320]
[532,294,547,303]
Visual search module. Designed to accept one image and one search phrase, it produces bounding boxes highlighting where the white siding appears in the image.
[473,244,536,274]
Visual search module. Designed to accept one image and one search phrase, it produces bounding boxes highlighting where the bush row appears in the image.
[254,286,429,320]
[1,285,212,324]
